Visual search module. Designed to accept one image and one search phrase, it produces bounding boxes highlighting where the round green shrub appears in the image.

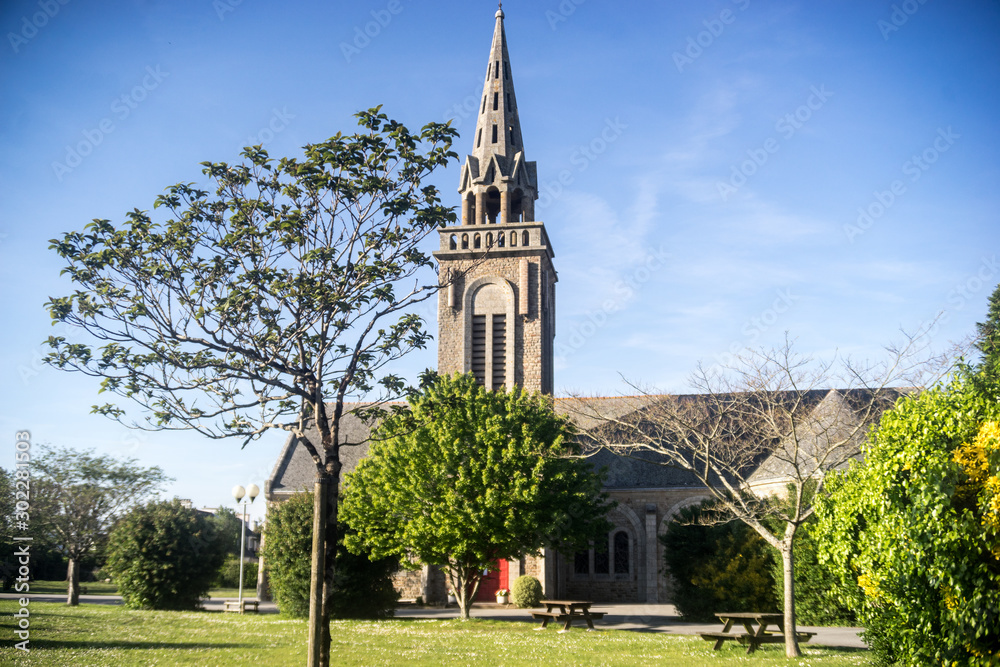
[511,575,542,608]
[106,499,226,610]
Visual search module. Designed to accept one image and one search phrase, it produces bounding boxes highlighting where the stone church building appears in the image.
[265,8,871,605]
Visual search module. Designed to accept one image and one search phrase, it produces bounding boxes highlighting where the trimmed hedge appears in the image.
[511,575,543,608]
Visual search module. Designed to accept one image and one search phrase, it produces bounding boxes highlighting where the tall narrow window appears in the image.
[506,93,511,112]
[509,126,516,146]
[503,61,508,79]
[494,60,499,79]
[477,129,482,148]
[492,314,506,388]
[614,532,629,574]
[574,551,589,575]
[481,95,487,114]
[594,540,609,574]
[471,315,486,386]
[493,92,499,111]
[492,124,498,143]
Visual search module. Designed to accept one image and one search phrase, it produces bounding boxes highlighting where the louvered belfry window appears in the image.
[472,315,487,386]
[492,314,506,388]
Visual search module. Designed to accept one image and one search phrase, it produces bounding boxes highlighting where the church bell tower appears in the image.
[434,7,556,394]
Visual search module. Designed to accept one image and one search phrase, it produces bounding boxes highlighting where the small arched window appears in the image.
[449,234,457,250]
[461,234,469,250]
[521,230,529,246]
[497,233,505,248]
[486,232,494,247]
[510,231,517,247]
[614,531,629,574]
[474,233,481,249]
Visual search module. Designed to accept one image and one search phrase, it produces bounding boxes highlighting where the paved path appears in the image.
[395,603,866,649]
[3,594,864,649]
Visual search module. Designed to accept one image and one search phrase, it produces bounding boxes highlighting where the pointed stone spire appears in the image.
[458,7,538,225]
[472,6,524,164]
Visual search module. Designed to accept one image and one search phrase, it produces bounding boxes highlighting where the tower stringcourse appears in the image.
[434,7,556,395]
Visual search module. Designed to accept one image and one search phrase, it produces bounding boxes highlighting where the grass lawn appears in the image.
[0,600,870,666]
[21,581,120,596]
[25,580,249,599]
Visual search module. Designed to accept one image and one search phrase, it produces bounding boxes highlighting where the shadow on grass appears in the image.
[27,640,257,651]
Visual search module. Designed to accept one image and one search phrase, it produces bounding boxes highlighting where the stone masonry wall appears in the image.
[436,234,555,394]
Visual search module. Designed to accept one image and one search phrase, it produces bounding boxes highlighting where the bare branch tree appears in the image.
[566,331,938,658]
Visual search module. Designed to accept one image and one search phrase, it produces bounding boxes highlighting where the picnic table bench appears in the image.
[530,600,604,632]
[699,612,815,654]
[223,599,259,613]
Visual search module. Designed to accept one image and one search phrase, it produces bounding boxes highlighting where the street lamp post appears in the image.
[231,483,260,612]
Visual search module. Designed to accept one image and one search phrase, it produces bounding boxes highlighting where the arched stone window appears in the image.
[497,233,505,248]
[486,232,494,247]
[463,278,515,391]
[510,231,517,247]
[474,233,481,249]
[461,234,469,250]
[449,234,457,250]
[521,230,529,246]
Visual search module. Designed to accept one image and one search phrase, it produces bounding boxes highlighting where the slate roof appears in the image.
[266,390,911,499]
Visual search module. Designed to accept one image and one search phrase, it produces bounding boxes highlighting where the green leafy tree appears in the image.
[263,492,398,619]
[43,109,457,666]
[341,373,612,619]
[814,372,1000,665]
[975,282,1000,384]
[662,501,777,621]
[106,499,227,610]
[31,445,169,605]
[210,507,245,556]
[0,467,15,591]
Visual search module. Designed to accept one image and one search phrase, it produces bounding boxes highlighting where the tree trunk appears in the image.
[450,567,481,620]
[307,476,328,667]
[66,557,80,606]
[781,543,802,658]
[319,467,341,667]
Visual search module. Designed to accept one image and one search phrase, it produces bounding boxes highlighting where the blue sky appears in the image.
[1,0,998,521]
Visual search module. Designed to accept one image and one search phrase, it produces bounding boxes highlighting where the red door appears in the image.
[475,560,509,602]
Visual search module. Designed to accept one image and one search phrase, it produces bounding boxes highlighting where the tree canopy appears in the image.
[43,108,458,665]
[814,371,1000,665]
[31,445,169,605]
[106,499,227,610]
[975,282,1000,383]
[340,373,611,619]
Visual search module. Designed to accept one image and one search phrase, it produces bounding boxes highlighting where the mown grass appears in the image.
[0,600,871,666]
[25,580,247,599]
[23,581,119,596]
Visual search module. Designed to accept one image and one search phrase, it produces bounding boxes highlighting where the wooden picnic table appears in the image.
[530,600,604,632]
[699,612,814,654]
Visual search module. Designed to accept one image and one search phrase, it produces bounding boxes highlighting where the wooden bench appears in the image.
[223,599,259,613]
[529,600,604,632]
